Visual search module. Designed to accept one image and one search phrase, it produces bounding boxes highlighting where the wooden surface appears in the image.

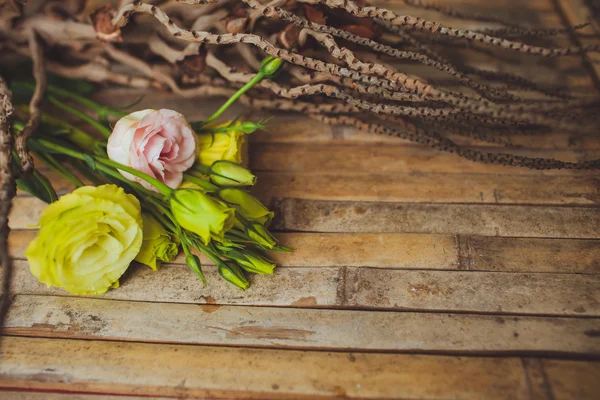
[2,0,600,399]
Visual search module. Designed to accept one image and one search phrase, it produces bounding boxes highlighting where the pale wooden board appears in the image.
[5,295,600,354]
[10,230,600,273]
[0,393,170,400]
[250,143,600,176]
[278,198,600,238]
[342,268,600,315]
[6,261,600,315]
[10,196,600,238]
[0,336,542,399]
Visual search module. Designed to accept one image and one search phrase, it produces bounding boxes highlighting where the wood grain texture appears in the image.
[5,295,600,355]
[10,230,600,273]
[278,199,600,238]
[20,167,600,205]
[6,261,600,315]
[253,172,600,205]
[0,393,169,400]
[542,359,600,399]
[250,143,600,176]
[0,336,534,399]
[342,268,600,315]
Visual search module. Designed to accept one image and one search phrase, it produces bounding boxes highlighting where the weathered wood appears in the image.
[460,236,600,273]
[10,230,600,274]
[5,295,599,355]
[542,359,600,399]
[343,268,600,315]
[7,260,342,307]
[278,199,600,239]
[250,143,600,176]
[0,393,167,400]
[19,167,600,205]
[12,197,600,238]
[7,261,600,315]
[0,336,534,399]
[254,172,600,205]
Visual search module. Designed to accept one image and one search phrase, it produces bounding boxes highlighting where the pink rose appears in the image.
[107,109,197,191]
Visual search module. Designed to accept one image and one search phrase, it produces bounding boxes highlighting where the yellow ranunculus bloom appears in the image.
[135,214,180,271]
[25,184,143,295]
[197,121,245,166]
[170,189,235,245]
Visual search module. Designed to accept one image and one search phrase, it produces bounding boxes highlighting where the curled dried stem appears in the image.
[15,31,47,174]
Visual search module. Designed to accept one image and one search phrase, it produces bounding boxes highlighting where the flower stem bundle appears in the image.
[11,62,288,294]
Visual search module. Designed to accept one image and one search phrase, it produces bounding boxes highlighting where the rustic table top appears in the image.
[2,0,600,399]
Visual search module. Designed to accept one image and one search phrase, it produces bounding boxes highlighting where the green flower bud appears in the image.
[210,160,257,187]
[226,249,275,275]
[185,253,206,283]
[171,189,235,245]
[247,222,276,249]
[218,261,249,290]
[260,56,284,78]
[218,188,273,225]
[135,214,180,271]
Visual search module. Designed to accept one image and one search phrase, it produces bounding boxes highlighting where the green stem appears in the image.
[33,150,84,188]
[43,84,127,118]
[30,138,173,196]
[182,173,218,192]
[47,96,112,138]
[203,72,265,125]
[94,158,172,197]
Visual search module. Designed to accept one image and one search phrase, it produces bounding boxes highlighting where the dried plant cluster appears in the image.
[0,0,599,331]
[1,0,600,169]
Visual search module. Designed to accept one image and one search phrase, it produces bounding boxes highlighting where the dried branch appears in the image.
[297,0,600,56]
[15,31,46,173]
[0,75,15,338]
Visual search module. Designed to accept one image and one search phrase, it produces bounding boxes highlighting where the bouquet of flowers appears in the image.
[10,56,289,295]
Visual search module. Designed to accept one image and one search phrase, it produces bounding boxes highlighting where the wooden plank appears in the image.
[10,230,600,274]
[278,199,600,239]
[0,392,167,400]
[461,236,600,273]
[8,230,459,270]
[7,260,600,315]
[250,143,600,176]
[253,172,600,205]
[343,268,600,315]
[13,197,600,238]
[20,167,600,205]
[0,336,534,399]
[5,295,600,355]
[542,359,600,400]
[7,260,343,308]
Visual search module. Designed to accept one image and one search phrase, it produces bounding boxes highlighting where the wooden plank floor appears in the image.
[2,0,600,398]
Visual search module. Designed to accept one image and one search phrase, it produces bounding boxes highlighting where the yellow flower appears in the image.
[170,189,235,245]
[135,214,180,271]
[25,184,143,295]
[197,121,245,166]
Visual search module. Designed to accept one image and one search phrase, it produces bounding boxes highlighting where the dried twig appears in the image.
[0,75,15,337]
[15,31,46,173]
